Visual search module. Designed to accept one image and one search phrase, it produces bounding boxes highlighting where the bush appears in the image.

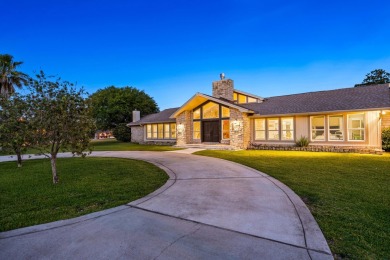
[296,136,309,147]
[382,127,390,151]
[113,123,131,142]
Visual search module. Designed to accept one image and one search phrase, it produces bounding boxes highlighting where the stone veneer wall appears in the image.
[229,108,250,149]
[131,126,144,143]
[176,111,192,145]
[212,79,234,101]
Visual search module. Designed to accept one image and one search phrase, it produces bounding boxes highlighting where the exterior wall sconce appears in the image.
[231,119,242,131]
[177,123,185,135]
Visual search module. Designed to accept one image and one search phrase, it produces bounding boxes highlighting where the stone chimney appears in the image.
[132,110,140,122]
[212,73,234,101]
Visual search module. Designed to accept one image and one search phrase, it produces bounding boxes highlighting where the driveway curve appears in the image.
[0,151,332,259]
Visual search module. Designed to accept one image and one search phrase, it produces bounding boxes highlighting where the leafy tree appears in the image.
[355,69,390,87]
[0,54,29,97]
[90,86,159,130]
[0,93,31,167]
[383,127,390,152]
[27,71,96,184]
[112,123,132,142]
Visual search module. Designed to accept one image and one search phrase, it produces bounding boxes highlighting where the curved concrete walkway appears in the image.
[0,151,332,259]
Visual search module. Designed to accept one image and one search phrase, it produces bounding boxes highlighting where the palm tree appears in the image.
[0,54,29,98]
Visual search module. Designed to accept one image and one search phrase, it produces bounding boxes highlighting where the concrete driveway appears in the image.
[0,151,332,259]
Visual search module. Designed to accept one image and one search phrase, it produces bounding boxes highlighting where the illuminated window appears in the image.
[311,116,325,141]
[233,92,238,101]
[281,118,294,140]
[221,106,230,118]
[238,94,247,104]
[152,124,157,139]
[254,119,265,140]
[170,123,176,139]
[247,97,257,103]
[267,118,279,140]
[348,114,365,141]
[193,108,200,119]
[164,124,170,139]
[329,115,344,141]
[222,120,230,139]
[193,121,201,139]
[147,123,176,140]
[146,124,152,139]
[202,102,219,119]
[158,124,164,139]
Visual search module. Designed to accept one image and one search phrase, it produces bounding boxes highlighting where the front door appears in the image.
[202,120,220,142]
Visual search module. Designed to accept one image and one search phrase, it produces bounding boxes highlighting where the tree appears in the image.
[90,86,159,130]
[0,54,29,97]
[27,71,96,184]
[0,93,31,167]
[112,123,132,142]
[355,69,390,87]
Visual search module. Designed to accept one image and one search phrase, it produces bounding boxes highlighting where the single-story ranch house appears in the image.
[128,75,390,151]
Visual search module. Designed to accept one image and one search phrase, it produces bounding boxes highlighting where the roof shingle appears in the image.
[127,107,179,126]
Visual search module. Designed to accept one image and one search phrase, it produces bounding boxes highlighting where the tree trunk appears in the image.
[16,152,22,168]
[50,156,59,184]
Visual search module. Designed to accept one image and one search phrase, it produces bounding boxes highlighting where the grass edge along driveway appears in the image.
[0,157,168,232]
[194,150,390,259]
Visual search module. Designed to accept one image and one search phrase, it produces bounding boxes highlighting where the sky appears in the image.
[2,0,390,110]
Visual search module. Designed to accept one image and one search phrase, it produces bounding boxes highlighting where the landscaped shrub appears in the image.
[296,136,309,147]
[113,123,131,142]
[382,127,390,151]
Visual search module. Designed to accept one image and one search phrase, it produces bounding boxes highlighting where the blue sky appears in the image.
[2,0,390,110]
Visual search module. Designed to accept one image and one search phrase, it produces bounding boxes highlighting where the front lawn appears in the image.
[194,150,390,259]
[91,139,180,151]
[0,157,168,232]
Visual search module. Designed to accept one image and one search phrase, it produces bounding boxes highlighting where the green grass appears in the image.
[0,157,168,232]
[91,139,181,151]
[194,150,390,259]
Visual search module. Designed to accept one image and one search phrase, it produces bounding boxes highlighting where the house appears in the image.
[128,75,390,151]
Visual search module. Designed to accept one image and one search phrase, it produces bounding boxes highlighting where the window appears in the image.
[311,116,325,141]
[348,114,365,141]
[202,102,219,119]
[247,97,257,103]
[170,123,176,139]
[193,108,200,119]
[268,118,279,140]
[146,124,152,139]
[222,120,230,139]
[233,92,238,101]
[281,118,294,140]
[221,106,230,118]
[238,94,247,104]
[152,124,157,138]
[254,119,265,140]
[193,121,201,139]
[329,115,344,141]
[146,123,176,140]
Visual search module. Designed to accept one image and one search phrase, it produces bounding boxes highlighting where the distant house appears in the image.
[128,75,390,150]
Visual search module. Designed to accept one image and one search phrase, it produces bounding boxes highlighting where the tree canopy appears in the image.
[355,69,390,87]
[0,54,29,97]
[90,86,159,130]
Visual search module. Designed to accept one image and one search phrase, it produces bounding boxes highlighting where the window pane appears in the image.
[164,124,170,139]
[311,116,325,140]
[193,108,200,119]
[348,114,365,141]
[233,92,238,101]
[254,119,265,140]
[202,102,219,119]
[238,94,247,104]
[221,106,230,118]
[193,121,201,139]
[152,124,157,138]
[146,124,152,139]
[222,120,230,139]
[268,119,279,140]
[158,124,163,139]
[281,118,294,140]
[247,97,257,103]
[329,115,344,140]
[170,123,176,139]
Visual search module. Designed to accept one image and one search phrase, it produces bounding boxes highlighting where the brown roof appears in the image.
[127,108,179,126]
[240,84,390,116]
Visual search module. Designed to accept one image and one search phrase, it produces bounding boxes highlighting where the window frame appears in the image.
[146,123,176,140]
[328,115,344,141]
[347,113,365,141]
[310,116,326,141]
[254,118,266,140]
[281,117,294,141]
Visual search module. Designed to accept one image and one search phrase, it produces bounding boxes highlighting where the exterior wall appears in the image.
[230,108,250,149]
[250,111,382,149]
[176,111,192,145]
[212,79,234,101]
[382,113,390,129]
[131,126,144,143]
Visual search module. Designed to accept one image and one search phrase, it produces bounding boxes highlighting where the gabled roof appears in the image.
[240,84,390,116]
[127,107,179,126]
[170,92,254,118]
